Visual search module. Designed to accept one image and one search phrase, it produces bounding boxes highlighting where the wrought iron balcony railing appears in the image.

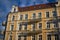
[6,29,42,35]
[48,16,60,21]
[20,17,42,24]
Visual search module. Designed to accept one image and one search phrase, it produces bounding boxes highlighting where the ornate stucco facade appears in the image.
[3,1,60,40]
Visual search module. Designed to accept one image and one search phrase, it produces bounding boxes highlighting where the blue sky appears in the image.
[0,0,58,30]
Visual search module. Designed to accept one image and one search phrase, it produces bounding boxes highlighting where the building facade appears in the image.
[4,1,60,40]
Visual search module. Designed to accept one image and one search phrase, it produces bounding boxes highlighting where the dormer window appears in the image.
[13,8,16,12]
[11,5,18,12]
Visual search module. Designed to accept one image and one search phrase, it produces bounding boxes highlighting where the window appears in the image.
[38,23,42,29]
[47,22,50,29]
[55,34,59,40]
[24,36,27,40]
[32,35,35,40]
[32,24,35,31]
[25,14,28,20]
[12,16,15,21]
[9,36,12,40]
[10,25,14,31]
[39,35,42,40]
[24,24,27,30]
[32,13,36,19]
[38,13,41,18]
[54,23,57,28]
[52,11,57,17]
[47,35,51,40]
[46,12,49,18]
[14,8,16,12]
[18,35,21,40]
[19,24,22,30]
[20,15,23,20]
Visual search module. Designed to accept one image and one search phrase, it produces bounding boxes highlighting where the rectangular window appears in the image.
[54,22,58,28]
[32,35,35,40]
[9,36,12,40]
[12,16,15,21]
[52,11,57,17]
[46,12,49,18]
[20,15,23,20]
[47,35,51,40]
[24,36,27,40]
[24,24,27,30]
[39,23,42,29]
[32,13,36,19]
[39,35,42,40]
[18,35,21,40]
[55,35,59,40]
[25,14,28,20]
[19,24,22,30]
[32,24,35,31]
[38,13,41,18]
[10,25,14,31]
[47,22,50,29]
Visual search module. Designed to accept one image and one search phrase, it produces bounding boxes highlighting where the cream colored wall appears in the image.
[5,5,60,40]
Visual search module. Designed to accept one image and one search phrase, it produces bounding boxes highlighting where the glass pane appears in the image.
[46,12,49,18]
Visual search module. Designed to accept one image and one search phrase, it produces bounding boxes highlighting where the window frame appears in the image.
[46,12,49,18]
[10,25,14,31]
[12,16,15,21]
[20,15,23,20]
[47,35,51,40]
[25,14,28,20]
[38,35,42,40]
[18,35,21,40]
[38,23,42,29]
[9,35,12,40]
[38,12,41,18]
[31,35,35,40]
[46,22,50,29]
[32,13,36,19]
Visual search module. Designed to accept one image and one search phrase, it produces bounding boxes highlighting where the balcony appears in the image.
[6,29,42,36]
[20,17,42,24]
[48,16,60,22]
[18,29,42,36]
[45,27,60,34]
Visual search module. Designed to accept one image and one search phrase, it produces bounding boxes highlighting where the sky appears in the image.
[0,0,58,30]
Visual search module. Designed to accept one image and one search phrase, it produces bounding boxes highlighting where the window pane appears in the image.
[32,13,36,19]
[9,36,12,40]
[24,36,27,40]
[12,16,15,21]
[11,25,14,31]
[19,24,22,30]
[39,23,42,29]
[47,35,51,40]
[47,22,50,29]
[25,14,28,20]
[32,35,35,40]
[32,24,35,31]
[38,13,41,18]
[53,22,58,28]
[46,12,49,18]
[24,24,27,30]
[55,34,59,40]
[18,35,21,40]
[39,35,42,40]
[52,11,57,17]
[20,15,23,20]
